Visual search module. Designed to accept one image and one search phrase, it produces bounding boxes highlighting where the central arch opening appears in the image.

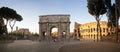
[51,27,58,38]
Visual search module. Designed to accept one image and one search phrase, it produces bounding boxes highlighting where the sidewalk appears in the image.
[59,42,120,52]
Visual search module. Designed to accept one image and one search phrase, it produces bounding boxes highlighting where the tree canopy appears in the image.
[0,7,16,21]
[87,0,107,17]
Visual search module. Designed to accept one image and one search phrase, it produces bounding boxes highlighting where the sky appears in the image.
[0,0,115,33]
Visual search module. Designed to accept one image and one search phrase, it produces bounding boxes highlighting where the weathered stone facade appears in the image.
[38,14,70,40]
[74,22,81,39]
[80,21,108,40]
[74,21,109,40]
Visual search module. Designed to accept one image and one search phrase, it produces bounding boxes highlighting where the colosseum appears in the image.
[74,21,111,40]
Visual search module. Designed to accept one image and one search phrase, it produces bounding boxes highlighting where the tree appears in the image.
[0,7,16,34]
[87,0,107,41]
[115,0,120,42]
[0,18,5,35]
[0,7,16,26]
[105,1,116,35]
[0,7,23,33]
[9,13,23,32]
[105,0,120,42]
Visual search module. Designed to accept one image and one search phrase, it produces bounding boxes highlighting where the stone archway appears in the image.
[38,14,70,41]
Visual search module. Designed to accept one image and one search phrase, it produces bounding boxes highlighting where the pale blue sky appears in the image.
[0,0,115,33]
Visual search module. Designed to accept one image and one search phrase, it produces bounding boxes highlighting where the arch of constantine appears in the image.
[38,14,70,40]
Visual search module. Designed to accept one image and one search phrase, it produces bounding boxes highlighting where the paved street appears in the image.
[0,40,120,52]
[0,40,64,52]
[59,41,120,52]
[0,40,91,52]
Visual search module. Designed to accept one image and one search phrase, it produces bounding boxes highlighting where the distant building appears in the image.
[74,22,81,39]
[11,27,31,39]
[14,26,31,35]
[74,21,109,40]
